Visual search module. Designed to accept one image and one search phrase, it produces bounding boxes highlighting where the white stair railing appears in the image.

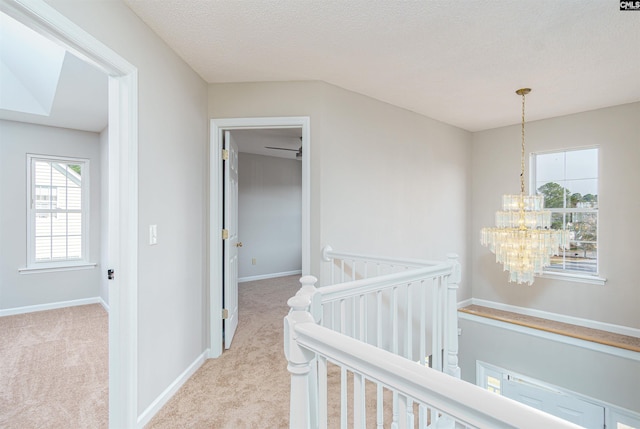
[285,247,582,428]
[288,247,463,428]
[284,292,582,429]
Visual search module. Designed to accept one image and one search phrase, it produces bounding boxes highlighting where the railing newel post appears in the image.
[285,289,318,429]
[437,253,461,429]
[297,275,321,323]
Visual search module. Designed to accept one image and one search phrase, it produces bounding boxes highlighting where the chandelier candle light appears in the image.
[480,88,570,285]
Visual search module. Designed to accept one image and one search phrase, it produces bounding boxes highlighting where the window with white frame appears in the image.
[531,147,598,275]
[27,155,89,268]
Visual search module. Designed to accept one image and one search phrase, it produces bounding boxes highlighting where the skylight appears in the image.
[0,11,65,116]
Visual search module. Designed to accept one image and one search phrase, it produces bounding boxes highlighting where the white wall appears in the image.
[458,318,640,413]
[319,83,470,277]
[471,102,640,329]
[209,81,472,300]
[0,119,101,309]
[238,152,302,280]
[99,126,108,307]
[47,0,209,415]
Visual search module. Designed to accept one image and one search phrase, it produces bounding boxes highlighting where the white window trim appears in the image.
[25,154,91,270]
[529,146,604,284]
[18,261,96,274]
[536,270,606,286]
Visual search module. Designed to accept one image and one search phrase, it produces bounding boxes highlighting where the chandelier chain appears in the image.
[520,91,526,195]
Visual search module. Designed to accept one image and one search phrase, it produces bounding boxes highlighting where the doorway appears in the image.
[0,1,139,427]
[209,117,310,358]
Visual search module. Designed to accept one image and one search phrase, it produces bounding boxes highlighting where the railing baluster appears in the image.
[374,288,384,428]
[351,295,356,338]
[360,294,367,344]
[376,383,384,429]
[341,260,345,283]
[392,285,399,428]
[376,290,382,349]
[420,280,426,366]
[329,301,335,330]
[392,391,399,429]
[407,397,415,428]
[319,355,328,429]
[419,279,427,429]
[406,282,412,361]
[392,285,398,355]
[353,373,365,429]
[431,278,441,372]
[396,393,406,429]
[331,257,335,286]
[340,299,346,335]
[341,367,347,429]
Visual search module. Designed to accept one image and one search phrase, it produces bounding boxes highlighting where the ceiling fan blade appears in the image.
[265,146,299,152]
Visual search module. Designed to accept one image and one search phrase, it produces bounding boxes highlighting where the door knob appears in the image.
[236,242,243,248]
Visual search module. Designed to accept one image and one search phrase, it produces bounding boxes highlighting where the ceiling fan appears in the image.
[265,137,302,160]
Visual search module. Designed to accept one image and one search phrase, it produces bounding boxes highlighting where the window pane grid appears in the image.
[533,148,598,275]
[30,158,86,263]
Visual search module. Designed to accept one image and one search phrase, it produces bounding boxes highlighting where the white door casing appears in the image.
[0,1,140,427]
[223,131,239,349]
[209,117,311,359]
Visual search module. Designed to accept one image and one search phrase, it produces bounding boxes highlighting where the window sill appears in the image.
[537,271,607,286]
[19,262,97,275]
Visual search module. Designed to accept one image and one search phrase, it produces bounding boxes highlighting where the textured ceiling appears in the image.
[125,0,640,132]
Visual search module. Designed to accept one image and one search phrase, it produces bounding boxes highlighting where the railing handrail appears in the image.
[322,245,443,268]
[293,321,583,429]
[317,263,453,303]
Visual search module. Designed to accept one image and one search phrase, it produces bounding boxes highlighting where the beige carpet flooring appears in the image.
[0,304,108,429]
[147,275,407,429]
[0,278,414,429]
[147,275,299,428]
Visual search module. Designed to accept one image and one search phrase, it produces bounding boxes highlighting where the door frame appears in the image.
[209,116,311,358]
[0,1,139,427]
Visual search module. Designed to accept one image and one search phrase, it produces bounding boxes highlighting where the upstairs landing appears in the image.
[458,305,640,353]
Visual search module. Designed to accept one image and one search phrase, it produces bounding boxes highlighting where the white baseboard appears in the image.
[457,298,472,309]
[0,297,102,317]
[238,270,302,283]
[137,349,209,428]
[469,298,640,339]
[99,297,110,313]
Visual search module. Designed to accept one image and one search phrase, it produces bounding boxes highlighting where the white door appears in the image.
[223,131,240,349]
[503,377,604,429]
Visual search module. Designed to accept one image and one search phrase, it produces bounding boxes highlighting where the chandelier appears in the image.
[480,88,570,285]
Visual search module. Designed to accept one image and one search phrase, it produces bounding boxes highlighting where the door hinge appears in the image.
[222,308,229,319]
[222,149,229,161]
[222,229,229,240]
[107,269,115,280]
